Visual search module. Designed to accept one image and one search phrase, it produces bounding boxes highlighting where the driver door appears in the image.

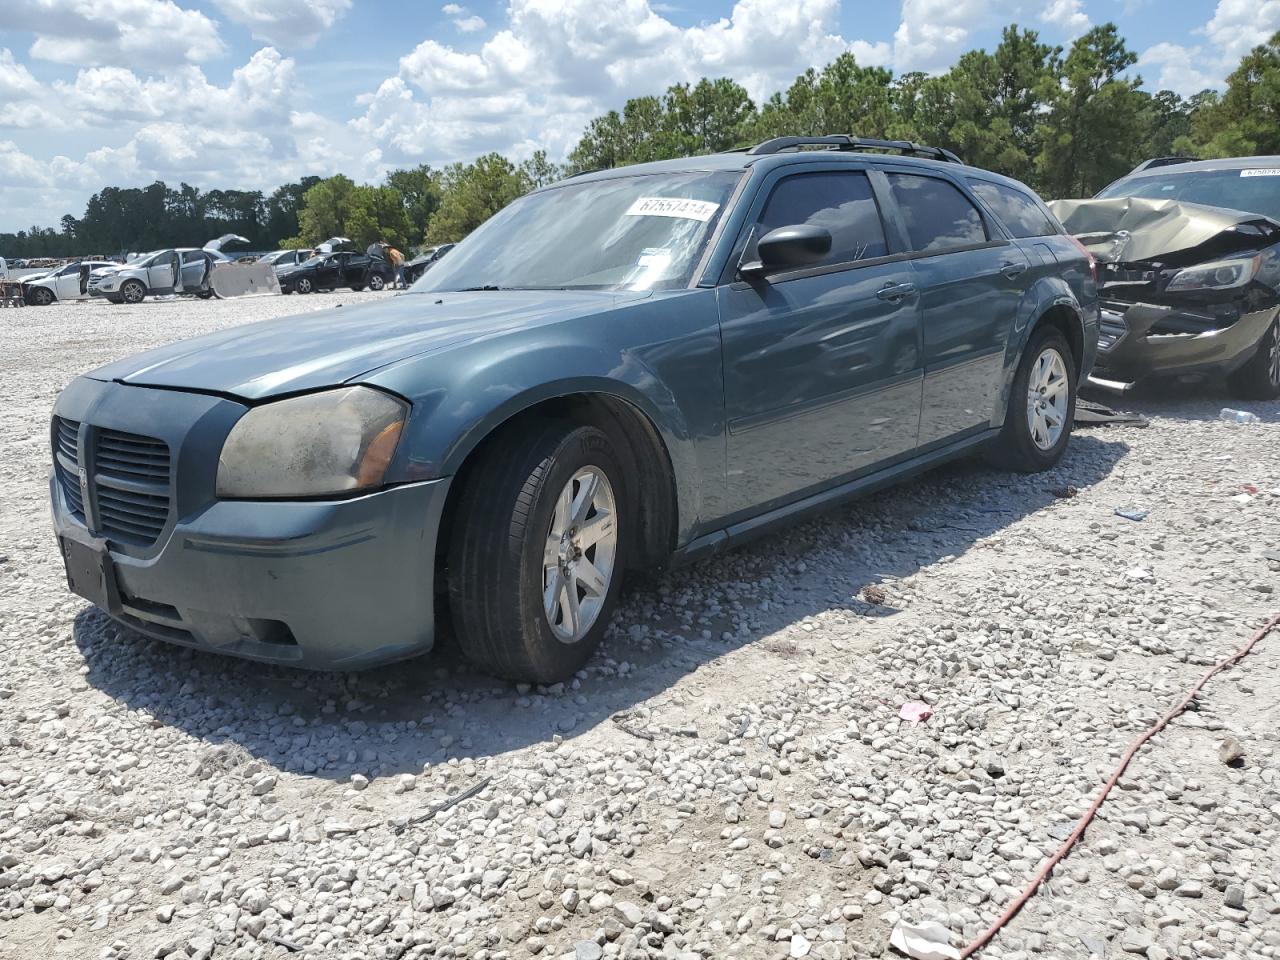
[146,252,176,293]
[54,264,80,299]
[717,166,924,516]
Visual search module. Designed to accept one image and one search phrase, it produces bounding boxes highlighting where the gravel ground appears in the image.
[1,295,1279,960]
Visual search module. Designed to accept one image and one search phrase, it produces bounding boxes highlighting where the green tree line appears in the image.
[4,24,1278,258]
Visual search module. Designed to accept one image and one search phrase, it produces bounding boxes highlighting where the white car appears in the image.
[23,260,117,306]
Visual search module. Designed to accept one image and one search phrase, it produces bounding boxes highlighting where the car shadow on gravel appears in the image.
[73,433,1130,782]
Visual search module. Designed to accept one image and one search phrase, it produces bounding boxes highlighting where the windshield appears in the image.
[414,170,741,292]
[1098,168,1280,221]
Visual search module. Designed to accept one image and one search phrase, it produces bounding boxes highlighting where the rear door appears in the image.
[717,165,923,516]
[180,251,208,290]
[882,171,1029,446]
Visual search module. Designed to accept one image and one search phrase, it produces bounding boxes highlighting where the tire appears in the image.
[197,290,214,300]
[295,277,313,294]
[28,286,54,306]
[120,279,146,304]
[987,324,1076,472]
[368,274,386,291]
[448,420,630,683]
[1226,315,1280,400]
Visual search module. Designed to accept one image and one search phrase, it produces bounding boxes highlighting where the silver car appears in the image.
[23,260,117,306]
[89,235,248,304]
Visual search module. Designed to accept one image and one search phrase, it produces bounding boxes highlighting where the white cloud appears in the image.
[892,0,1006,73]
[213,0,352,48]
[1138,0,1280,97]
[1040,0,1090,37]
[354,0,887,171]
[6,0,223,67]
[441,3,486,32]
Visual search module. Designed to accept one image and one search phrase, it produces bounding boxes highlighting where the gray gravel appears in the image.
[2,295,1279,960]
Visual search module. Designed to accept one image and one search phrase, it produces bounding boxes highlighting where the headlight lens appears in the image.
[1166,256,1261,292]
[216,386,407,498]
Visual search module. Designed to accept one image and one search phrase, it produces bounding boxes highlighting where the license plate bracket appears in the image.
[60,536,121,614]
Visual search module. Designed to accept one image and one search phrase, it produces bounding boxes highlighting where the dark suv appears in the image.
[51,136,1097,682]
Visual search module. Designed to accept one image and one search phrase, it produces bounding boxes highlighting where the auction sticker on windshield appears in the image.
[1241,169,1280,177]
[625,197,721,221]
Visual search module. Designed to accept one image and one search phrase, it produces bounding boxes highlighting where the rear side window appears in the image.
[887,173,987,253]
[968,179,1060,239]
[749,171,888,267]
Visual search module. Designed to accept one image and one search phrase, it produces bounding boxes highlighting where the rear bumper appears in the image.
[1093,301,1277,384]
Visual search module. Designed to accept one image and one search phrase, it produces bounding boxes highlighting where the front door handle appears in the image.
[1001,260,1028,279]
[877,281,917,302]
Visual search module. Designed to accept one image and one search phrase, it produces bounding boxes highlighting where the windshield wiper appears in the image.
[457,284,507,291]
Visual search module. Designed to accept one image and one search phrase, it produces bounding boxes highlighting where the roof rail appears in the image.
[1132,156,1197,173]
[745,135,962,164]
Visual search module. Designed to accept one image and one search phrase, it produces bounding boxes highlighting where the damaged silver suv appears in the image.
[1051,156,1280,399]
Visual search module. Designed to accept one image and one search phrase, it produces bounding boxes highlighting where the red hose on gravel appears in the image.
[959,612,1280,958]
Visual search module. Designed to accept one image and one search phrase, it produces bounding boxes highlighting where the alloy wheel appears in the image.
[542,466,618,644]
[297,278,312,294]
[122,281,144,304]
[1026,347,1069,450]
[1269,322,1279,387]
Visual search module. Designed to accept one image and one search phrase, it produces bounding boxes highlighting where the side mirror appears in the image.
[739,225,832,279]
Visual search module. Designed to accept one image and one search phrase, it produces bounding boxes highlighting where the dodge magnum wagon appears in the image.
[51,135,1098,683]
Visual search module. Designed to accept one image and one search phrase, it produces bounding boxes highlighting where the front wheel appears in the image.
[295,277,313,294]
[448,421,628,683]
[120,279,146,304]
[987,325,1076,472]
[28,286,54,306]
[1227,316,1280,400]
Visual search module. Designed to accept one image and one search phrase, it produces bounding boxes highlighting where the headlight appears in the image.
[216,386,407,498]
[1166,256,1261,292]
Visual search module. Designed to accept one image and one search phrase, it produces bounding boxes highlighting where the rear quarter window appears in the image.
[968,179,1061,239]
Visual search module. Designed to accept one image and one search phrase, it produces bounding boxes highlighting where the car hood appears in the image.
[86,289,652,400]
[1048,197,1280,264]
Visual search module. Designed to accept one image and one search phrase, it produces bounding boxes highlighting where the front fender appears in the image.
[364,291,726,544]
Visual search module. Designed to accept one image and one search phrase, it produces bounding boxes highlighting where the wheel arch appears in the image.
[435,388,680,576]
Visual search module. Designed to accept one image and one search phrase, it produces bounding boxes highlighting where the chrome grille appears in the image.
[93,429,171,545]
[53,417,84,521]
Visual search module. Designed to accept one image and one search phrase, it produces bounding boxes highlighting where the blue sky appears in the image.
[0,0,1269,231]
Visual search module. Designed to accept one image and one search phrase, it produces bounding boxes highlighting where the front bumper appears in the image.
[51,378,449,670]
[1093,300,1278,385]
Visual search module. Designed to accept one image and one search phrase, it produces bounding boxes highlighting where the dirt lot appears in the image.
[1,295,1278,960]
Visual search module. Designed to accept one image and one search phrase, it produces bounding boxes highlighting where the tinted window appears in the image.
[749,171,888,267]
[968,179,1059,238]
[887,174,987,252]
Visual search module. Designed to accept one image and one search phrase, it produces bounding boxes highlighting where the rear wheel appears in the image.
[368,274,386,291]
[1227,315,1280,400]
[988,325,1076,472]
[120,280,146,304]
[448,421,629,683]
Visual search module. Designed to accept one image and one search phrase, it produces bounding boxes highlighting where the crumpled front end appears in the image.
[1048,197,1280,388]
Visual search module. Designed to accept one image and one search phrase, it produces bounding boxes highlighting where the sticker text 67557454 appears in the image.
[624,197,721,222]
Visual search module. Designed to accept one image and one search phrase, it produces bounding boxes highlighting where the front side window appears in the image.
[415,170,741,293]
[968,179,1060,239]
[745,170,888,268]
[888,174,988,253]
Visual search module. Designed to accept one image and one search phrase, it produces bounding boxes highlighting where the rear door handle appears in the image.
[1001,260,1028,279]
[877,281,917,302]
